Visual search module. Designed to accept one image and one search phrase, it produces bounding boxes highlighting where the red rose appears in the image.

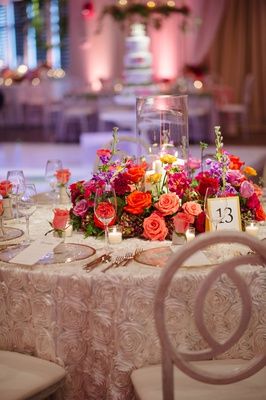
[255,205,266,221]
[0,180,12,198]
[195,211,206,233]
[246,193,260,210]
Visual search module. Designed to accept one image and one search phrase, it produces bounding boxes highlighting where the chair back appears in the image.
[154,231,266,399]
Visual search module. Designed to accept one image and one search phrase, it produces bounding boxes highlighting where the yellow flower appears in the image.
[242,166,257,176]
[146,173,161,184]
[160,154,177,164]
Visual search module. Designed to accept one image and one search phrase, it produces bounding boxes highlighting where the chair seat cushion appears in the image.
[131,359,266,400]
[0,350,66,400]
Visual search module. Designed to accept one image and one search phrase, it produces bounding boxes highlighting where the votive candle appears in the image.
[108,225,122,244]
[245,221,259,237]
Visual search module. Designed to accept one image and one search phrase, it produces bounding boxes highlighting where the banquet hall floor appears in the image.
[1,129,266,193]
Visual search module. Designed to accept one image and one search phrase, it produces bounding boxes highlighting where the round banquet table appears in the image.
[0,204,265,400]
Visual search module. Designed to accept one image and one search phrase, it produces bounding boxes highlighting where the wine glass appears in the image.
[204,187,228,231]
[45,159,62,204]
[94,184,117,250]
[17,184,37,244]
[6,170,26,220]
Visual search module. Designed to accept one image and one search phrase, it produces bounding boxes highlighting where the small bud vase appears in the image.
[172,231,187,245]
[59,186,69,204]
[2,197,13,219]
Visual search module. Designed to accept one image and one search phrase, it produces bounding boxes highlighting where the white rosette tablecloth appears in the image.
[0,205,265,400]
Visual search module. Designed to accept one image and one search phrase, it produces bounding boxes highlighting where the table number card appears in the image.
[206,196,242,232]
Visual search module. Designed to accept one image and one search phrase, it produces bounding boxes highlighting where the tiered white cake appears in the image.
[123,23,153,85]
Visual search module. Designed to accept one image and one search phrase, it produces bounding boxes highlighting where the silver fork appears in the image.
[102,256,125,273]
[122,248,143,267]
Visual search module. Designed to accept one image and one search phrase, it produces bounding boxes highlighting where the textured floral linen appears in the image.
[0,206,265,400]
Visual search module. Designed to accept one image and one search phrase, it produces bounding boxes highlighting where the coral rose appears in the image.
[125,166,146,184]
[52,209,69,230]
[173,212,193,233]
[182,201,202,220]
[143,212,168,241]
[154,193,180,216]
[124,191,152,215]
[95,201,116,221]
[56,169,71,185]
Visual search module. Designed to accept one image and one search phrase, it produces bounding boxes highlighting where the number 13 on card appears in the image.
[205,196,242,232]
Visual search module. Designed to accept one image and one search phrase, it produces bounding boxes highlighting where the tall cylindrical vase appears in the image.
[136,95,189,166]
[59,186,69,205]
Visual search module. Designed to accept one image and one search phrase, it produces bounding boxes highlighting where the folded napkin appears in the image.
[10,238,62,266]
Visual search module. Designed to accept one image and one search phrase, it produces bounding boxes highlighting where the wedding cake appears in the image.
[123,23,153,85]
[114,23,159,106]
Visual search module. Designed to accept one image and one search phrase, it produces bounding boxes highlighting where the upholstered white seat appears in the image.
[0,350,66,400]
[131,231,266,400]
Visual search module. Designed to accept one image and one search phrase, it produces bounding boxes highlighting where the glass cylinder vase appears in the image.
[136,95,189,166]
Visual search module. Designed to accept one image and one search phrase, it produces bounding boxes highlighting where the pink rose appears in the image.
[52,209,69,230]
[173,212,193,233]
[154,193,180,216]
[182,201,202,223]
[73,199,89,217]
[240,180,254,198]
[187,158,201,170]
[143,213,168,241]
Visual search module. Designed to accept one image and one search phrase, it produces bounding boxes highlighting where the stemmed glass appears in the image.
[0,195,4,237]
[94,184,117,250]
[17,184,37,244]
[6,170,26,220]
[204,187,228,231]
[45,159,62,202]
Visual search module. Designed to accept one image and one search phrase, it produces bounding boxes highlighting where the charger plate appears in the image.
[134,246,213,268]
[0,242,96,266]
[0,227,24,243]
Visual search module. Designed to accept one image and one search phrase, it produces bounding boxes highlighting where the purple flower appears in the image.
[240,180,254,199]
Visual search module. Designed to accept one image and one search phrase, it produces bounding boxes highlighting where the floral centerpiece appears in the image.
[69,127,265,241]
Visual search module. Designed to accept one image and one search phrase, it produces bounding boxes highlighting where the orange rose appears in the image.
[228,155,245,170]
[242,166,257,176]
[52,208,69,230]
[0,180,12,198]
[173,212,194,233]
[154,193,180,216]
[124,191,152,215]
[143,212,168,241]
[125,166,146,184]
[255,205,266,221]
[182,201,202,223]
[56,169,71,185]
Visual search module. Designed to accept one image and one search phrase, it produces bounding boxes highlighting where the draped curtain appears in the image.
[208,0,266,130]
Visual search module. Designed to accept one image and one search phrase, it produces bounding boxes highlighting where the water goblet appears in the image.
[6,169,26,220]
[94,184,117,251]
[17,184,37,244]
[204,187,228,231]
